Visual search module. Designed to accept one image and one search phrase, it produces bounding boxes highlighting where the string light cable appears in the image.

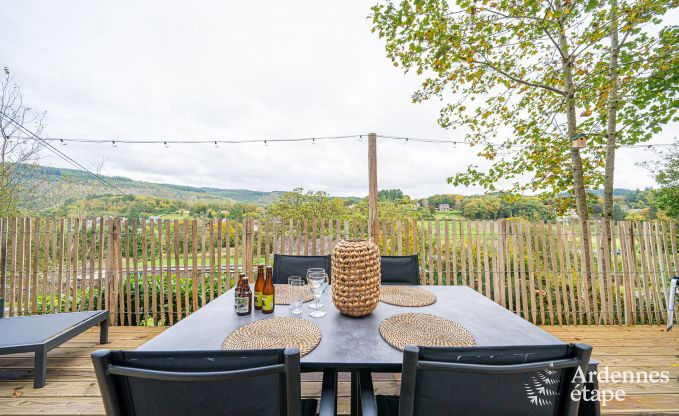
[0,109,129,196]
[31,134,678,149]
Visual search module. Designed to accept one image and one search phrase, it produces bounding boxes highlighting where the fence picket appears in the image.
[30,218,39,314]
[43,219,52,313]
[150,219,157,323]
[191,220,199,312]
[0,219,5,312]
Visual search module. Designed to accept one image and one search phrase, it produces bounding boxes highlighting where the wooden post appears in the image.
[368,133,378,242]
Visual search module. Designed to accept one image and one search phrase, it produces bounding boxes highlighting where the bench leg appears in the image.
[34,347,47,389]
[100,318,109,344]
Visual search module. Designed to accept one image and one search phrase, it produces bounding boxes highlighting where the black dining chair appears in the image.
[92,348,325,416]
[380,255,420,285]
[358,343,593,416]
[273,254,332,284]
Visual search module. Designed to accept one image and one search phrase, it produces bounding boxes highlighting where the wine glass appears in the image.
[307,268,326,309]
[308,271,327,318]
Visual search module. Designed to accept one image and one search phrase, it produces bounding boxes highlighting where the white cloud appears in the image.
[1,0,675,199]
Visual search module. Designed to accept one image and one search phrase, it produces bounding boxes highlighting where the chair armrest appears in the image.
[319,369,337,416]
[358,370,378,416]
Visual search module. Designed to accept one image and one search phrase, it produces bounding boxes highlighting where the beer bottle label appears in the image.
[254,291,262,308]
[262,295,274,311]
[235,296,249,313]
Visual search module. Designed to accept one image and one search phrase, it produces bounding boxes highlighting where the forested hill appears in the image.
[22,164,286,206]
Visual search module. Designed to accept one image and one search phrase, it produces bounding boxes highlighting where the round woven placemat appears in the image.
[380,285,437,307]
[222,317,321,356]
[379,313,476,351]
[274,284,314,305]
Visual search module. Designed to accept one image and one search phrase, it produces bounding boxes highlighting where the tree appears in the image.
[612,202,626,221]
[371,0,605,220]
[587,5,677,233]
[461,196,503,219]
[266,188,346,220]
[645,138,679,219]
[378,188,405,201]
[371,0,607,285]
[127,206,140,225]
[0,69,46,216]
[371,0,676,295]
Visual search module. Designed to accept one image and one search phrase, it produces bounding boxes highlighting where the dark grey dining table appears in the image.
[139,285,562,359]
[138,286,599,415]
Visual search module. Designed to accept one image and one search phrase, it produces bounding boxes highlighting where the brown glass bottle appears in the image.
[235,273,252,316]
[254,265,265,310]
[262,266,275,314]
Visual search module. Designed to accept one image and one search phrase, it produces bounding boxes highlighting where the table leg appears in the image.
[351,370,361,416]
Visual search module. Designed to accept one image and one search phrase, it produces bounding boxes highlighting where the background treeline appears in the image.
[7,160,677,222]
[36,185,671,223]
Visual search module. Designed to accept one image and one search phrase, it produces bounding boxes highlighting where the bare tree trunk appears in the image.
[603,0,620,249]
[558,4,594,322]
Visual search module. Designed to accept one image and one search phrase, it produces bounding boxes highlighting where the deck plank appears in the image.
[0,326,676,415]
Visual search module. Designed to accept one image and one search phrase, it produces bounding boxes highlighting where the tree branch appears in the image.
[474,58,566,95]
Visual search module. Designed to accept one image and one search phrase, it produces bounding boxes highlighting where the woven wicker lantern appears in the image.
[331,239,381,317]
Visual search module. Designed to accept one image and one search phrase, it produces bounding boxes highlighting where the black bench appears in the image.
[0,301,108,388]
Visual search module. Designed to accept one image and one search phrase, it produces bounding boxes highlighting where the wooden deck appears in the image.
[0,326,677,415]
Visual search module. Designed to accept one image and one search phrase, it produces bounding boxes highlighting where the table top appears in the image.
[0,311,106,348]
[138,286,563,370]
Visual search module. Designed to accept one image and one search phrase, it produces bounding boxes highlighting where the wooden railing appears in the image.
[0,217,676,326]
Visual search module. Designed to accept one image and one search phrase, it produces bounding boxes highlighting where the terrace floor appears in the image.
[0,326,677,415]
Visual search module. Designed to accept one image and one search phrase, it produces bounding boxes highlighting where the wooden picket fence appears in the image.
[0,217,676,326]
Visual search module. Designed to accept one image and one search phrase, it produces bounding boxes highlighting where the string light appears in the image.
[28,134,677,150]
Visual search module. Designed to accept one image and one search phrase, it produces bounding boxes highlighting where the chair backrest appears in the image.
[273,254,331,284]
[398,343,592,416]
[92,348,303,416]
[380,255,420,285]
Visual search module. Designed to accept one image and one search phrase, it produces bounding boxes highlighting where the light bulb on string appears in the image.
[264,140,268,147]
[60,139,67,146]
[312,138,316,145]
[112,140,117,148]
[163,141,169,149]
[214,141,219,148]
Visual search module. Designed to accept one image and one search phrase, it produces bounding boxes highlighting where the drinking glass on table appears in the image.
[308,271,328,318]
[307,268,326,309]
[288,276,304,315]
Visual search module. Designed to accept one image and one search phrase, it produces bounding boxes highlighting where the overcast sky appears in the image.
[1,1,676,198]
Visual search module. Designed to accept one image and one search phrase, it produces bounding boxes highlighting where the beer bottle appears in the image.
[262,266,275,314]
[254,265,265,310]
[235,273,252,316]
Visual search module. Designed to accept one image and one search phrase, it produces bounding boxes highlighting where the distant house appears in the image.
[149,216,161,221]
[438,204,451,212]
